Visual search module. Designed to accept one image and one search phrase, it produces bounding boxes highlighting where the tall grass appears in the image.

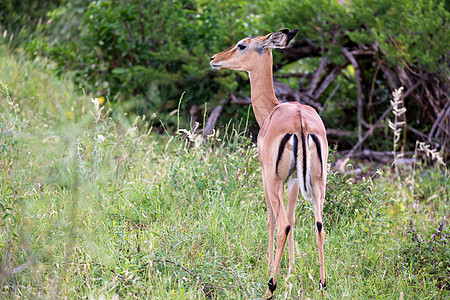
[0,46,449,299]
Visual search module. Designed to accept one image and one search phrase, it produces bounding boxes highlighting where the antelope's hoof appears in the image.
[265,277,277,299]
[318,279,327,291]
[264,289,274,299]
[319,279,328,297]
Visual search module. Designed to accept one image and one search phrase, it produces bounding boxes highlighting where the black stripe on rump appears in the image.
[293,134,298,167]
[299,111,307,191]
[309,134,323,175]
[276,133,293,174]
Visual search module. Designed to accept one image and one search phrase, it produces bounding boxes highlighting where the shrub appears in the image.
[30,0,260,128]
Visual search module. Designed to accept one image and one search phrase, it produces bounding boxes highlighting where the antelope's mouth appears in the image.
[210,62,222,70]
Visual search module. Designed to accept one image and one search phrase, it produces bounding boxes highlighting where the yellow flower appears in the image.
[98,96,105,105]
[66,111,73,119]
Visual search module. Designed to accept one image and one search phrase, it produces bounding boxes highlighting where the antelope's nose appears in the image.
[210,55,215,61]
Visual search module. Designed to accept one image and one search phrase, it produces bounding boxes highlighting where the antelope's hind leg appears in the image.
[308,134,328,294]
[287,178,299,274]
[313,185,326,295]
[264,177,290,299]
[263,178,276,272]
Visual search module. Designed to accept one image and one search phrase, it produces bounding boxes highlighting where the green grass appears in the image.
[1,45,449,299]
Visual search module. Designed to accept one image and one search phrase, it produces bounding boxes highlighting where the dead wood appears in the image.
[201,36,448,157]
[340,149,415,165]
[203,100,226,138]
[278,37,448,155]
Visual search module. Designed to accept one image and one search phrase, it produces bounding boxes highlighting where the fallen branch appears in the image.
[340,149,415,164]
[326,128,353,138]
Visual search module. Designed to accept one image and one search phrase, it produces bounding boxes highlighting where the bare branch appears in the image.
[273,81,322,110]
[320,82,340,114]
[345,82,421,159]
[274,73,307,79]
[340,149,415,164]
[307,56,328,96]
[278,38,321,65]
[345,106,392,159]
[429,101,450,142]
[326,127,353,138]
[312,64,347,100]
[230,93,251,106]
[342,48,363,149]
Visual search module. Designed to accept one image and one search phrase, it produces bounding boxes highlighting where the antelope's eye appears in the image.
[237,44,246,50]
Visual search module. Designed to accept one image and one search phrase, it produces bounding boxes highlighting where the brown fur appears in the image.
[211,29,328,298]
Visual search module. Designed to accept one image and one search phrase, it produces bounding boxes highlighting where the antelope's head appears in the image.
[210,29,298,72]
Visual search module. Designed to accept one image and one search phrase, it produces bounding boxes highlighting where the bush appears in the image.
[29,0,261,128]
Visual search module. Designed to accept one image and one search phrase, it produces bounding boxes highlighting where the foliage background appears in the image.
[2,0,448,147]
[0,1,449,299]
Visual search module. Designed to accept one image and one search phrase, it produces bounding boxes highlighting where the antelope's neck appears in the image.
[248,53,279,127]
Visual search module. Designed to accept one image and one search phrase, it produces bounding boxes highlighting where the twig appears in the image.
[319,82,339,114]
[367,60,383,131]
[407,126,428,139]
[307,56,328,96]
[368,60,382,110]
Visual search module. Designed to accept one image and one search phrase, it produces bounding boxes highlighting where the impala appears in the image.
[210,29,328,298]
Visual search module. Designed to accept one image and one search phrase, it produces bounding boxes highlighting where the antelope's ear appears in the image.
[262,29,298,49]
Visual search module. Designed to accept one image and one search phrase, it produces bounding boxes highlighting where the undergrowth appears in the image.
[0,46,449,299]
